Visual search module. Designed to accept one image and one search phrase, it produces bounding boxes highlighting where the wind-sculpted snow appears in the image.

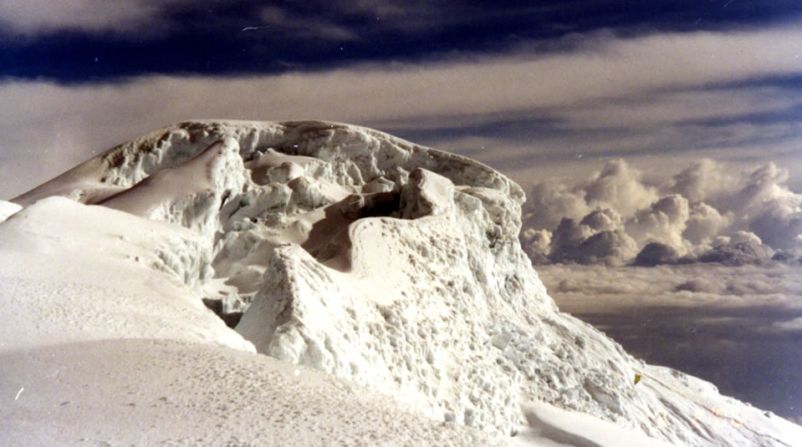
[0,197,248,352]
[10,120,802,446]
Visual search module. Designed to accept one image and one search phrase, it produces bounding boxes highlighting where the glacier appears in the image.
[4,120,802,446]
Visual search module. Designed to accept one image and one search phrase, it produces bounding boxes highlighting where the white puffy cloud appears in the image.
[580,208,623,233]
[667,159,738,206]
[575,230,638,265]
[697,231,775,266]
[547,212,637,265]
[523,161,670,265]
[520,228,551,264]
[733,164,802,250]
[522,159,802,266]
[584,160,658,219]
[627,194,690,253]
[523,183,590,230]
[684,203,731,246]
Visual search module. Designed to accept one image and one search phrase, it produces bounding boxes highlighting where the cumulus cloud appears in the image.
[697,232,775,266]
[521,159,802,266]
[535,207,637,265]
[633,242,679,267]
[668,159,737,205]
[523,183,590,230]
[733,164,802,250]
[584,160,658,218]
[520,228,551,264]
[684,202,731,246]
[628,194,690,254]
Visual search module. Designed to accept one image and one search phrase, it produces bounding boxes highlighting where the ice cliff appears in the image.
[12,120,802,446]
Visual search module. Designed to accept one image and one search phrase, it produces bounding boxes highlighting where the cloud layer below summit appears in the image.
[521,158,802,266]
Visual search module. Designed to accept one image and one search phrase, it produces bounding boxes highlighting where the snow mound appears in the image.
[0,196,250,353]
[11,120,802,446]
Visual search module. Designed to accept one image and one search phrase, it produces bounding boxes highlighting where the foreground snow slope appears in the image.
[0,197,504,446]
[1,339,505,446]
[8,120,802,446]
[0,196,674,447]
[0,197,250,353]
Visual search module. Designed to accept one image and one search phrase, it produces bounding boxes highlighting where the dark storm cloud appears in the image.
[258,6,359,41]
[1,22,802,199]
[2,0,802,81]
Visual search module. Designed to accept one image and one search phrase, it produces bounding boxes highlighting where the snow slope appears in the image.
[0,196,504,446]
[1,339,505,446]
[0,196,675,447]
[7,120,802,446]
[0,196,249,353]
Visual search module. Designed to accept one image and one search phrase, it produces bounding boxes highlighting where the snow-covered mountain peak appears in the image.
[6,120,802,446]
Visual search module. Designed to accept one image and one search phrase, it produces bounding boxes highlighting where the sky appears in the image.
[1,0,802,199]
[2,0,802,422]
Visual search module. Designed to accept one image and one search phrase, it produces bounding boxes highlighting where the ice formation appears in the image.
[9,120,802,446]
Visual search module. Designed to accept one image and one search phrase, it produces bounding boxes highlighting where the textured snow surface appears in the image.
[0,197,250,353]
[1,339,503,447]
[8,120,802,446]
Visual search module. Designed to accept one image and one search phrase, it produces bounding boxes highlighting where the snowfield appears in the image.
[1,338,507,446]
[3,120,802,446]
